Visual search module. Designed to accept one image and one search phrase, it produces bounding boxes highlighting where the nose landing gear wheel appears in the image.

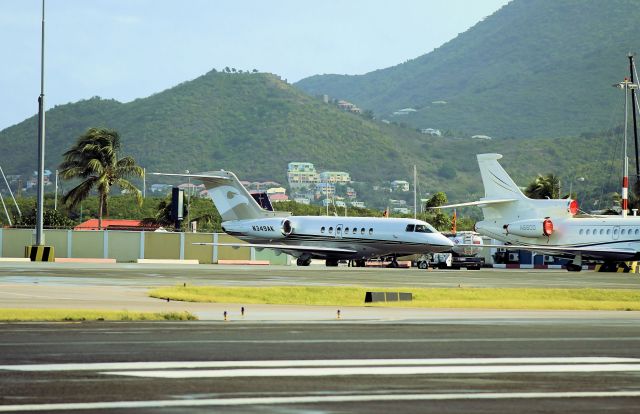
[296,258,312,266]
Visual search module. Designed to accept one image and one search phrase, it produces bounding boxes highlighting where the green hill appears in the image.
[295,0,640,138]
[0,71,425,184]
[0,69,630,209]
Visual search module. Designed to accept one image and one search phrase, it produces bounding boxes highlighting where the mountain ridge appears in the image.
[295,0,640,138]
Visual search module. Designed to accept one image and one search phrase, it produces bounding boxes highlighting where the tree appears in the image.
[524,174,561,199]
[13,207,75,229]
[423,192,451,230]
[59,127,144,230]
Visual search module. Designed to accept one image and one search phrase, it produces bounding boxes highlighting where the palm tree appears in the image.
[524,174,561,199]
[59,127,144,229]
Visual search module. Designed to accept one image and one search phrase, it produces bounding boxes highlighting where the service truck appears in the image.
[414,231,484,270]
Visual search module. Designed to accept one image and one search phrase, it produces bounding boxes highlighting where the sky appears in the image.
[0,0,510,130]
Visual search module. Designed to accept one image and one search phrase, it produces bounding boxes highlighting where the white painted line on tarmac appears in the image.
[2,337,640,347]
[104,363,640,378]
[2,357,638,372]
[1,391,640,412]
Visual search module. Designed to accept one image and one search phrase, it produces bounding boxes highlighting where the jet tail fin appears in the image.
[477,154,526,200]
[153,171,289,221]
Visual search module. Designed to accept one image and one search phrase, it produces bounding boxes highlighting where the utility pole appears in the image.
[35,0,46,244]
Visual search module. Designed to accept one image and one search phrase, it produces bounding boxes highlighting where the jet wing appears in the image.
[194,242,357,255]
[467,244,639,261]
[432,199,517,209]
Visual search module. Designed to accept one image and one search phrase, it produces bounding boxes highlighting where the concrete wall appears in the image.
[0,228,291,264]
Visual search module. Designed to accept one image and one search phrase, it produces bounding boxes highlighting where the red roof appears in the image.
[74,219,159,231]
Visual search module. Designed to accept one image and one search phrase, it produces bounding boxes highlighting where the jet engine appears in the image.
[505,218,553,238]
[281,219,294,236]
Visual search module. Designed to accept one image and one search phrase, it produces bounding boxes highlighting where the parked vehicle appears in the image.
[414,231,484,270]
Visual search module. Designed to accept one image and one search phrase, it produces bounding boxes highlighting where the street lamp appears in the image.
[569,177,585,199]
[185,170,190,232]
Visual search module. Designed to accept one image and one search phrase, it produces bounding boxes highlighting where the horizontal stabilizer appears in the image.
[432,199,517,209]
[151,173,230,180]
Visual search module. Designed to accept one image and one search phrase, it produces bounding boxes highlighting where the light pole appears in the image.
[569,177,585,200]
[35,0,46,245]
[185,170,190,232]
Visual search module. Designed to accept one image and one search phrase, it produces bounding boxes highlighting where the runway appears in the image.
[1,321,640,413]
[1,263,639,412]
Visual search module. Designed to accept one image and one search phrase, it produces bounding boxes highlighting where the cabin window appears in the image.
[636,229,639,235]
[361,228,365,235]
[586,229,590,235]
[622,229,626,235]
[629,228,633,236]
[406,224,415,232]
[353,228,358,235]
[579,229,583,235]
[369,228,374,235]
[614,229,619,236]
[321,226,325,233]
[606,229,611,235]
[329,227,334,234]
[599,229,603,235]
[414,224,433,233]
[345,227,349,233]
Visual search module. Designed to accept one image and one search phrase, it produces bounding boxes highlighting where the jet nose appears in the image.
[431,233,454,252]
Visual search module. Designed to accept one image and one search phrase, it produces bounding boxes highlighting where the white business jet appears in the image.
[154,170,453,267]
[437,153,640,271]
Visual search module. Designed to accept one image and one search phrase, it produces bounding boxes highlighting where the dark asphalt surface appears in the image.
[1,320,640,413]
[1,262,640,289]
[1,263,640,412]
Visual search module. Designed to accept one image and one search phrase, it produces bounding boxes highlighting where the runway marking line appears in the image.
[0,391,640,412]
[106,363,640,378]
[1,357,639,372]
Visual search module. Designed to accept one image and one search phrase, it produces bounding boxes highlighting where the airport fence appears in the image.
[0,228,291,264]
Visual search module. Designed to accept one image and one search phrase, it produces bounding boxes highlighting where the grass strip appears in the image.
[149,285,640,311]
[0,309,197,322]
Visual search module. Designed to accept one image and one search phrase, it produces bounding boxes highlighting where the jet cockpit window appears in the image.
[414,224,434,233]
[405,224,415,232]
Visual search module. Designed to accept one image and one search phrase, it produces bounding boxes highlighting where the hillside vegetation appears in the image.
[0,71,630,208]
[295,0,640,139]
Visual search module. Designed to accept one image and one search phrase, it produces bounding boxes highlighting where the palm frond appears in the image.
[61,177,99,209]
[117,178,143,206]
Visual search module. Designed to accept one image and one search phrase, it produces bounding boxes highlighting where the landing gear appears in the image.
[566,263,582,272]
[417,261,429,270]
[567,254,583,272]
[347,259,366,267]
[387,258,399,268]
[326,258,339,267]
[296,258,312,266]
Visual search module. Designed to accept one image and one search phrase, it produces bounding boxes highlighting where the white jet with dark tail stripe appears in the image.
[153,170,452,267]
[436,153,640,271]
